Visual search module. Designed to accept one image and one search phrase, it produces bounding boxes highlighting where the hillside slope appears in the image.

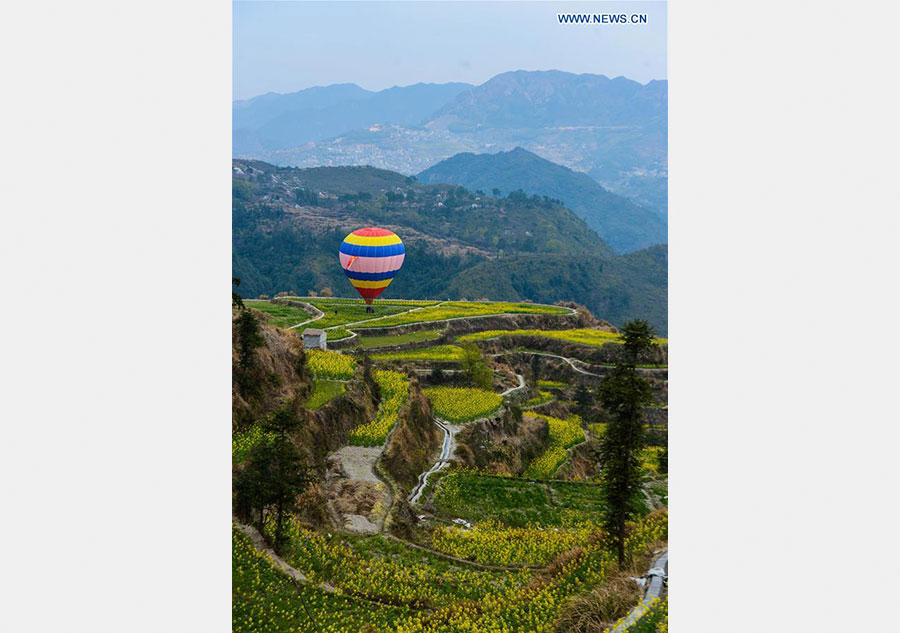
[232,160,667,334]
[418,148,666,253]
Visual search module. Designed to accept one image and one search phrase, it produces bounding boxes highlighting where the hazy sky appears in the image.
[233,1,666,100]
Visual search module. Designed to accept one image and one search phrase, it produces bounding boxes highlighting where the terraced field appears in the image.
[423,386,503,422]
[353,301,571,329]
[348,370,408,446]
[243,300,317,328]
[233,294,668,633]
[524,413,587,479]
[371,345,464,362]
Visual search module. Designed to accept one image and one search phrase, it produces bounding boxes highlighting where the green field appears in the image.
[305,379,345,410]
[305,299,423,329]
[244,300,316,328]
[537,380,568,389]
[358,329,444,349]
[433,470,607,527]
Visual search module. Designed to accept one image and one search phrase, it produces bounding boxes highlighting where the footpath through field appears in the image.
[409,373,525,506]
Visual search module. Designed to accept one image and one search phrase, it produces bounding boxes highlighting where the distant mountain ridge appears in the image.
[429,70,666,129]
[418,148,666,253]
[233,82,473,153]
[232,70,667,214]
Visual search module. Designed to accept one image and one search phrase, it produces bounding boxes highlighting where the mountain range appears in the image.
[233,70,667,214]
[418,147,666,253]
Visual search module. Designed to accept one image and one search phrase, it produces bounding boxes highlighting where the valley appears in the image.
[233,295,668,633]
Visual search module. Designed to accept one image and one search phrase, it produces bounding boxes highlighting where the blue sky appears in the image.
[234,1,666,100]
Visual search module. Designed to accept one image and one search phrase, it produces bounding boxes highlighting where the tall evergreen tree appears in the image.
[574,383,593,422]
[232,277,244,309]
[234,404,312,552]
[597,319,655,566]
[234,309,264,400]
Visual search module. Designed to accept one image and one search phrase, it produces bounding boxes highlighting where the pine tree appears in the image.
[234,404,312,552]
[574,383,593,421]
[597,319,655,566]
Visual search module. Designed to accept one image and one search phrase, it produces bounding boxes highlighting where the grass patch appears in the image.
[305,299,437,329]
[538,380,568,389]
[358,329,444,349]
[305,379,344,410]
[244,300,315,328]
[433,470,606,527]
[424,386,503,423]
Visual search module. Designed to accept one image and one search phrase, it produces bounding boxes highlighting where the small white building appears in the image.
[302,328,327,350]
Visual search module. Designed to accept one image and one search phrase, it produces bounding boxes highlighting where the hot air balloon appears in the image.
[339,227,405,311]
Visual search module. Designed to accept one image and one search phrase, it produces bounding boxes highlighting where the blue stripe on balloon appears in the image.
[339,242,405,258]
[342,269,400,281]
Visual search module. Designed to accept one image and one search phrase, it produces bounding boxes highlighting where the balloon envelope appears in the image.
[339,227,405,304]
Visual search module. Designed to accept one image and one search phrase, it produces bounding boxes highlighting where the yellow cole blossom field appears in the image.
[371,345,464,362]
[524,413,586,478]
[356,301,569,328]
[459,328,668,349]
[234,510,668,633]
[349,370,408,446]
[431,519,596,567]
[424,386,503,422]
[307,349,357,380]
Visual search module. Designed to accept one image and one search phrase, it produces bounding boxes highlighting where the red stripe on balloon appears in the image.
[352,227,394,237]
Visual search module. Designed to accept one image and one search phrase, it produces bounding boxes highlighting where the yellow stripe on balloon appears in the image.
[343,233,403,247]
[349,278,394,289]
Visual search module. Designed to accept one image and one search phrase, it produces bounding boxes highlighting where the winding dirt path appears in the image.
[409,373,525,506]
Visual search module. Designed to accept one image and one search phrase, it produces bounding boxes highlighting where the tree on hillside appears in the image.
[574,383,593,422]
[234,404,312,552]
[460,341,493,390]
[232,277,244,309]
[235,309,264,400]
[597,319,655,566]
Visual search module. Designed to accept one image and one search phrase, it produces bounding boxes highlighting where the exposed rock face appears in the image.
[231,312,379,475]
[380,379,441,492]
[232,311,313,429]
[455,409,550,475]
